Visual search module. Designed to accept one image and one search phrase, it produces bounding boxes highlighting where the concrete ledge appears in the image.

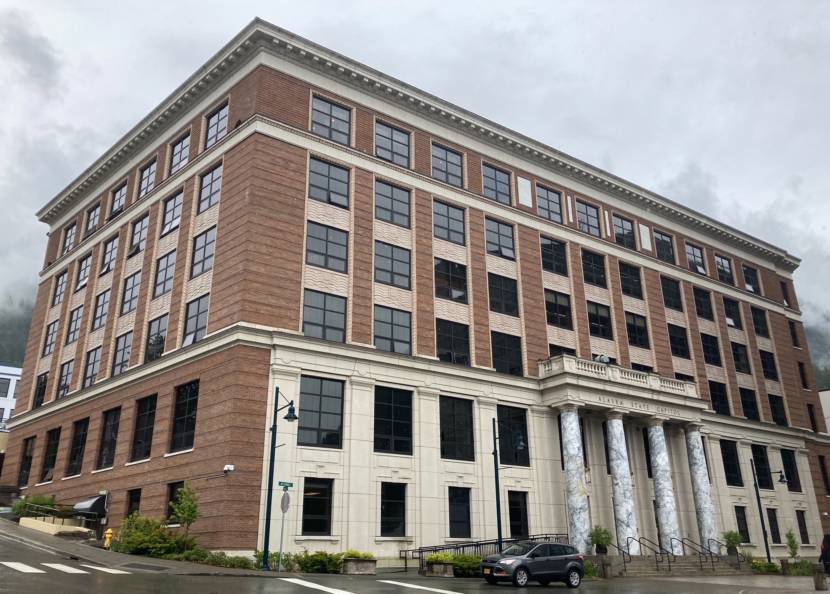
[20,516,93,537]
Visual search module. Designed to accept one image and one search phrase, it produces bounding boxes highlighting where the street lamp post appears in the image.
[492,417,527,552]
[261,386,298,571]
[750,458,787,564]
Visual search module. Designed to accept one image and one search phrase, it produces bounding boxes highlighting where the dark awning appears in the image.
[73,495,106,517]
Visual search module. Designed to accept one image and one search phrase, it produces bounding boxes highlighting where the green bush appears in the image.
[342,549,375,560]
[451,554,482,577]
[180,548,211,563]
[583,559,599,578]
[750,559,781,574]
[12,495,57,517]
[425,552,454,564]
[722,530,743,551]
[589,526,613,547]
[294,551,343,573]
[112,514,182,557]
[785,529,799,560]
[197,551,255,569]
[787,559,814,576]
[254,550,296,571]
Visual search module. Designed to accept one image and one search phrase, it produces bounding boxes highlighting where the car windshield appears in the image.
[501,543,535,556]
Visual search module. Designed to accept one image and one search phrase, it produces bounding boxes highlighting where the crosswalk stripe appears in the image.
[79,564,131,574]
[279,577,356,593]
[376,580,464,594]
[41,563,89,574]
[0,561,46,573]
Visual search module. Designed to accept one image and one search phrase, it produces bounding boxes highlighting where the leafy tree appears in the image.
[785,528,799,559]
[169,483,200,536]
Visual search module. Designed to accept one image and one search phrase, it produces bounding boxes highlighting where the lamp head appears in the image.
[284,401,298,422]
[777,470,788,484]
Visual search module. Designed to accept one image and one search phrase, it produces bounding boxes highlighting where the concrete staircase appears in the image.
[620,554,751,577]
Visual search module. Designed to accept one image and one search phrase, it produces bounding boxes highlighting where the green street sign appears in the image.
[278,481,294,488]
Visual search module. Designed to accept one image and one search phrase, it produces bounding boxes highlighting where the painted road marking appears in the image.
[377,580,464,594]
[279,577,356,593]
[0,561,46,573]
[42,563,89,574]
[80,564,131,574]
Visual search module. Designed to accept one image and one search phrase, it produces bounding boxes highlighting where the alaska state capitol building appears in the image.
[3,19,829,561]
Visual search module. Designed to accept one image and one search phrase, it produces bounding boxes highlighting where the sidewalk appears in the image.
[653,574,815,593]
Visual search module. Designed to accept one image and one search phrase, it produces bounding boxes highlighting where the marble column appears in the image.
[560,405,590,554]
[685,424,718,549]
[606,412,640,555]
[647,418,682,555]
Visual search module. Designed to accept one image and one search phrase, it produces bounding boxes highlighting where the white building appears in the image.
[0,365,20,426]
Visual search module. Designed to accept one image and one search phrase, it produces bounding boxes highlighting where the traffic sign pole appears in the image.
[278,486,290,572]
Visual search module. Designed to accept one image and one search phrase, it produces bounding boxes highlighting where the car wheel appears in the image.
[538,578,551,586]
[484,575,497,585]
[512,567,530,587]
[565,568,581,588]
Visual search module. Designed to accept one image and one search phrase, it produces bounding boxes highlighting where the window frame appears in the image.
[431,143,463,187]
[182,294,210,346]
[297,376,344,449]
[661,276,683,311]
[618,262,643,298]
[154,251,177,298]
[685,242,707,275]
[667,324,690,358]
[491,331,523,376]
[302,289,346,343]
[204,102,229,149]
[190,227,216,278]
[169,380,199,453]
[375,121,410,167]
[130,394,157,462]
[586,301,613,340]
[96,407,121,470]
[302,477,334,536]
[112,331,132,377]
[373,386,412,455]
[198,163,223,213]
[581,250,607,288]
[497,404,530,466]
[625,312,650,349]
[434,258,468,303]
[700,333,722,366]
[373,305,411,355]
[374,241,411,290]
[544,290,572,329]
[374,180,411,228]
[536,184,562,223]
[433,200,465,245]
[308,157,350,209]
[488,273,519,316]
[575,200,601,237]
[613,214,636,249]
[540,237,567,275]
[482,163,512,205]
[439,396,474,461]
[485,218,515,260]
[120,271,141,315]
[380,482,407,537]
[311,95,351,145]
[715,254,734,284]
[305,221,348,274]
[436,319,470,366]
[169,133,190,175]
[137,159,157,198]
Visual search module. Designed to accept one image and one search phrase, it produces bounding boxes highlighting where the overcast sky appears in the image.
[1,1,828,334]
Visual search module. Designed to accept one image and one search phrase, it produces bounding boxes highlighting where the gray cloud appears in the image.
[0,9,61,92]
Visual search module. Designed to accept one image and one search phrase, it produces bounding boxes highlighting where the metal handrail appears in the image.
[607,542,631,574]
[628,536,672,572]
[707,538,745,570]
[670,537,714,571]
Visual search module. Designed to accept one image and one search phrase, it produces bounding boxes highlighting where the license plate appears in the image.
[483,567,491,575]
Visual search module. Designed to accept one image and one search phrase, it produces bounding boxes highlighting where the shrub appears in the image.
[169,484,200,537]
[787,559,814,576]
[294,551,343,573]
[583,559,599,578]
[722,530,742,551]
[112,514,183,557]
[785,529,799,559]
[254,550,296,571]
[425,552,454,564]
[197,551,255,569]
[12,495,57,517]
[180,548,211,563]
[451,554,482,577]
[589,526,613,547]
[750,559,781,574]
[343,549,374,560]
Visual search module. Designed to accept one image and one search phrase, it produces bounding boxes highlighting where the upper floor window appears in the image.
[303,289,345,343]
[693,287,713,320]
[198,163,223,213]
[700,333,722,366]
[431,144,463,187]
[619,262,642,298]
[661,276,683,311]
[654,229,675,264]
[96,407,120,468]
[537,185,562,223]
[667,324,690,358]
[182,294,210,346]
[497,405,530,466]
[121,272,141,315]
[575,201,600,237]
[309,158,349,209]
[170,381,199,452]
[83,346,102,388]
[112,331,132,377]
[433,200,465,245]
[375,241,411,289]
[52,271,67,306]
[752,443,773,489]
[375,180,410,228]
[128,215,149,257]
[540,237,567,276]
[374,386,412,454]
[57,360,73,400]
[440,396,474,461]
[375,121,409,167]
[311,96,350,145]
[154,251,177,297]
[85,204,101,236]
[138,160,157,198]
[482,164,511,205]
[488,273,519,316]
[768,394,787,426]
[298,375,344,448]
[780,281,792,307]
[33,373,48,408]
[434,258,467,303]
[587,301,613,340]
[130,394,157,462]
[110,183,127,219]
[731,342,751,374]
[43,321,58,356]
[374,305,411,355]
[65,418,88,476]
[789,320,800,347]
[742,265,760,294]
[485,218,515,260]
[491,331,523,376]
[685,242,706,275]
[613,215,636,249]
[191,227,216,278]
[715,255,734,284]
[40,427,61,482]
[740,388,760,421]
[436,319,470,366]
[91,289,110,330]
[581,250,606,287]
[306,221,348,273]
[544,290,572,329]
[709,380,730,415]
[18,436,36,486]
[145,314,168,363]
[204,102,228,149]
[66,306,83,344]
[720,440,743,486]
[75,254,91,290]
[759,350,778,380]
[723,297,742,329]
[780,449,801,493]
[100,236,118,275]
[626,312,649,348]
[169,133,190,174]
[160,192,183,236]
[62,223,76,255]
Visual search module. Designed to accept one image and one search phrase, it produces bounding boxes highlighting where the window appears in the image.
[82,347,102,388]
[436,319,470,365]
[52,271,67,305]
[43,321,58,356]
[182,294,210,346]
[138,160,157,198]
[485,218,515,259]
[112,332,132,376]
[91,290,110,330]
[667,324,690,358]
[808,403,819,432]
[374,305,411,354]
[96,407,121,469]
[781,281,792,307]
[33,373,48,408]
[796,510,809,544]
[767,509,781,544]
[306,222,348,273]
[537,185,562,222]
[613,215,636,249]
[297,376,344,448]
[685,243,706,275]
[308,158,350,208]
[448,487,471,538]
[751,307,769,337]
[491,332,523,376]
[731,342,751,374]
[587,301,613,340]
[375,121,409,167]
[154,251,176,297]
[720,440,743,486]
[715,255,734,284]
[380,482,406,537]
[575,201,600,237]
[693,288,713,320]
[130,395,157,462]
[65,418,88,476]
[581,250,606,287]
[768,394,788,426]
[129,215,149,256]
[780,449,801,493]
[375,180,410,227]
[160,192,183,235]
[302,478,333,535]
[440,396,474,461]
[85,204,100,235]
[508,491,529,538]
[145,315,168,362]
[62,223,76,255]
[653,230,675,263]
[57,360,74,400]
[191,227,216,277]
[431,144,463,187]
[540,237,567,275]
[75,254,91,290]
[127,489,141,517]
[789,320,800,347]
[40,428,61,482]
[375,241,411,289]
[121,272,141,314]
[374,387,412,454]
[100,237,118,275]
[434,258,467,303]
[821,456,830,494]
[760,350,778,380]
[641,427,653,478]
[723,297,742,329]
[661,276,683,311]
[709,380,730,416]
[303,289,346,343]
[483,164,511,205]
[701,333,721,366]
[170,380,199,452]
[497,405,530,466]
[433,200,465,244]
[18,437,35,487]
[205,103,228,148]
[743,265,760,293]
[488,273,519,316]
[311,96,350,145]
[739,388,760,421]
[734,506,750,543]
[110,184,127,218]
[632,363,653,372]
[169,134,190,174]
[752,444,773,489]
[66,306,83,344]
[198,164,223,213]
[166,482,184,520]
[619,262,643,298]
[626,312,649,348]
[545,290,572,329]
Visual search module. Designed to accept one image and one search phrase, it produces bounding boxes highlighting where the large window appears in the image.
[198,163,223,213]
[661,276,683,311]
[694,288,714,320]
[626,312,649,348]
[18,437,35,487]
[374,387,412,454]
[303,290,346,343]
[182,294,210,346]
[448,487,471,538]
[709,380,730,416]
[169,134,190,174]
[488,273,519,316]
[431,144,463,187]
[497,405,530,466]
[298,376,344,448]
[138,160,157,198]
[75,254,91,290]
[508,491,529,538]
[66,305,83,343]
[160,192,183,235]
[374,305,411,354]
[83,347,102,388]
[715,255,734,284]
[575,201,600,236]
[85,203,101,235]
[536,185,562,223]
[121,272,141,314]
[375,181,410,227]
[110,184,127,218]
[789,320,800,346]
[433,200,465,244]
[759,350,778,380]
[483,164,511,205]
[440,396,474,461]
[667,324,690,358]
[701,333,721,366]
[302,478,333,535]
[767,509,781,544]
[491,331,523,376]
[751,307,769,338]
[735,506,750,543]
[62,223,76,255]
[587,301,613,340]
[33,373,48,408]
[434,258,467,303]
[40,427,61,482]
[65,418,88,477]
[52,271,67,305]
[129,215,149,256]
[100,237,118,275]
[166,481,184,519]
[204,103,228,148]
[768,394,788,426]
[112,331,132,376]
[544,290,572,329]
[743,265,760,294]
[306,222,348,273]
[613,215,636,249]
[752,444,773,489]
[619,262,643,298]
[96,407,121,469]
[57,360,74,400]
[43,321,58,356]
[720,440,743,486]
[731,342,751,374]
[145,314,168,362]
[723,297,742,329]
[309,158,350,209]
[436,319,470,365]
[780,449,801,492]
[796,510,809,544]
[739,388,760,421]
[311,96,350,145]
[380,483,406,537]
[130,395,157,462]
[154,251,176,297]
[540,237,567,275]
[375,241,411,289]
[375,121,410,167]
[485,218,515,259]
[170,381,199,452]
[191,227,216,278]
[686,243,706,275]
[581,250,606,287]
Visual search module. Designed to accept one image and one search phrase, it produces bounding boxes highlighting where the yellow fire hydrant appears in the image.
[103,528,113,550]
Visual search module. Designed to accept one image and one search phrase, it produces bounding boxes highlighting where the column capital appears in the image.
[558,403,583,414]
[606,409,627,421]
[350,375,376,388]
[685,421,704,432]
[647,416,669,427]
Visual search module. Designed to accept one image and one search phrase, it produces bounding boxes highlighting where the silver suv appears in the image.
[481,541,584,587]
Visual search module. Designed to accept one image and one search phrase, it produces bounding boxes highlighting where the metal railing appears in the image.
[627,536,673,572]
[607,542,631,574]
[707,538,745,570]
[19,502,103,535]
[670,537,717,571]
